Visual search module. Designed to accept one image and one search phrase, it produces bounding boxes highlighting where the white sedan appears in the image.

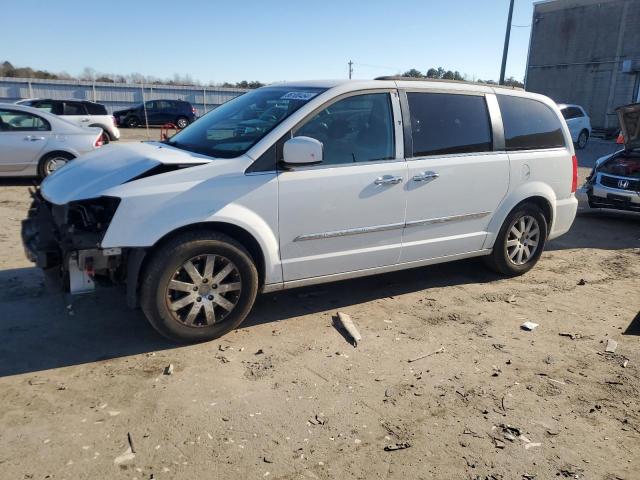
[0,103,104,178]
[558,103,592,149]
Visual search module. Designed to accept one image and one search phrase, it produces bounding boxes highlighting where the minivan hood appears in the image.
[40,142,210,205]
[616,103,640,150]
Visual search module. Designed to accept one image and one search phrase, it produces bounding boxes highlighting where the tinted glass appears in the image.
[0,109,50,131]
[63,102,86,115]
[498,95,565,150]
[295,93,395,165]
[407,93,492,156]
[85,102,107,115]
[157,100,173,110]
[167,86,325,159]
[33,101,57,114]
[561,107,583,120]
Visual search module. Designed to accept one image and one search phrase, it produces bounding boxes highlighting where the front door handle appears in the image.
[24,136,46,141]
[374,175,403,186]
[412,171,439,182]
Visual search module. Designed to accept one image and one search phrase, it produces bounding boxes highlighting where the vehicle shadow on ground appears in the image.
[1,205,637,378]
[0,267,175,378]
[0,260,503,378]
[546,210,639,251]
[0,178,37,187]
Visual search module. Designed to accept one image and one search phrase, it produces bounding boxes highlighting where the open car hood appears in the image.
[616,103,640,150]
[40,142,210,205]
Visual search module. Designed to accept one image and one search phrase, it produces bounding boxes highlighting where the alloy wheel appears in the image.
[578,131,588,149]
[45,156,69,176]
[165,254,242,327]
[505,215,540,265]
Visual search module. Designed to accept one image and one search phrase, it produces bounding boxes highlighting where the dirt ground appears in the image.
[0,137,638,480]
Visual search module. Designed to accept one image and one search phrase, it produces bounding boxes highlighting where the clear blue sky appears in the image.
[4,0,536,83]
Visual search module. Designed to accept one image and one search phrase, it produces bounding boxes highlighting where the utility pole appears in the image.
[348,60,353,79]
[499,0,515,85]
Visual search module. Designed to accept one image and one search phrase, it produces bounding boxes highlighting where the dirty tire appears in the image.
[37,151,75,179]
[140,230,258,343]
[484,203,548,276]
[576,129,589,149]
[126,116,140,128]
[175,116,189,129]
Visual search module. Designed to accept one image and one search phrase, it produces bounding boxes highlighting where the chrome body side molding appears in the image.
[293,211,492,242]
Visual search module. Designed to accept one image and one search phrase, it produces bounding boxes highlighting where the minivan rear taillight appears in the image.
[95,135,104,148]
[111,115,117,127]
[192,106,197,115]
[571,154,578,193]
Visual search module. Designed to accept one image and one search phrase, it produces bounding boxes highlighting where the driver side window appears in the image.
[294,93,395,166]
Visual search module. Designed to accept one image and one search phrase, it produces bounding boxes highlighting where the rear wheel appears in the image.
[576,129,589,149]
[175,116,189,129]
[126,116,140,128]
[140,231,259,343]
[38,151,75,178]
[484,203,548,276]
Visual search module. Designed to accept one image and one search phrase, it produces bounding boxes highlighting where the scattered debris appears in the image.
[335,312,362,346]
[506,294,517,304]
[577,279,586,286]
[605,339,618,353]
[622,359,629,368]
[114,446,135,465]
[544,355,555,365]
[263,457,273,464]
[492,437,506,449]
[127,432,136,454]
[521,322,539,331]
[28,378,47,386]
[216,355,230,363]
[559,332,582,340]
[408,346,445,363]
[559,464,584,478]
[308,414,326,426]
[164,364,174,375]
[255,349,264,355]
[384,442,411,451]
[500,424,521,442]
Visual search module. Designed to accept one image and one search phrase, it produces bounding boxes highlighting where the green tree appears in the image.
[402,68,423,78]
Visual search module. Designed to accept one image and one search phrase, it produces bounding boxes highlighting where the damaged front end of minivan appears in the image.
[22,192,125,293]
[581,103,640,212]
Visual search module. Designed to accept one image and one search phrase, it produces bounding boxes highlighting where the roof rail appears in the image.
[374,76,524,90]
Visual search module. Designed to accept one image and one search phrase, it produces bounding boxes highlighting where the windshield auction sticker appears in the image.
[280,92,318,100]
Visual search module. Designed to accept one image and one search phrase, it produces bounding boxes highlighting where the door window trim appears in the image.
[0,109,51,132]
[399,89,502,160]
[285,89,404,171]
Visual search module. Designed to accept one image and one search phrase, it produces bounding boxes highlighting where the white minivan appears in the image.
[23,78,578,342]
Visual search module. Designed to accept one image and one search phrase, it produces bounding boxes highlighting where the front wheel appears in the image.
[126,116,140,128]
[576,130,589,149]
[38,151,75,178]
[484,204,548,276]
[140,231,259,343]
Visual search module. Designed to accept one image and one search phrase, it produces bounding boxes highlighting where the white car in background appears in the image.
[16,98,120,144]
[0,103,104,178]
[558,103,591,149]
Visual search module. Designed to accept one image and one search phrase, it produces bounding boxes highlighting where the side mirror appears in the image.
[282,136,323,166]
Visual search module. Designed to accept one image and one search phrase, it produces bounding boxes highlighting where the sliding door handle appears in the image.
[374,175,403,185]
[412,171,439,182]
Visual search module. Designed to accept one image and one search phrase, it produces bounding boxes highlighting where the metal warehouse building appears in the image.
[525,0,640,132]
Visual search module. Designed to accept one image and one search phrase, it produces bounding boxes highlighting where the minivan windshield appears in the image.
[166,86,326,158]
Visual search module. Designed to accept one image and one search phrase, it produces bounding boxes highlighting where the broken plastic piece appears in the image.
[336,312,362,346]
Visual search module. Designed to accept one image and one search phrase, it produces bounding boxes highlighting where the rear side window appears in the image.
[561,106,584,120]
[85,102,107,115]
[406,92,492,157]
[63,102,87,115]
[498,95,565,150]
[0,109,50,131]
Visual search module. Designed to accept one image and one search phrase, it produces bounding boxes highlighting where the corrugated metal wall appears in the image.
[0,77,249,115]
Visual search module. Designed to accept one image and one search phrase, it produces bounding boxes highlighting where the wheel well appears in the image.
[516,196,553,234]
[88,124,112,139]
[39,150,75,163]
[142,222,266,287]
